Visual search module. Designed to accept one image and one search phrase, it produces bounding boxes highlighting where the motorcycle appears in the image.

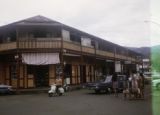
[48,84,65,97]
[63,84,70,92]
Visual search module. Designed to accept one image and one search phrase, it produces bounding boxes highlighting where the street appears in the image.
[0,85,152,115]
[152,88,160,115]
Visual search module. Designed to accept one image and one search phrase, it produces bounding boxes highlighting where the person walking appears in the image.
[112,72,118,97]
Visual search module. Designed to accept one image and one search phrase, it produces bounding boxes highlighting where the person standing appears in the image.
[131,74,139,98]
[112,72,118,97]
[139,73,145,99]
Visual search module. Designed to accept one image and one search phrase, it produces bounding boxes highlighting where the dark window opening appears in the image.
[0,36,3,43]
[27,65,49,87]
[64,64,72,78]
[27,65,34,74]
[98,41,114,52]
[9,31,16,42]
[33,31,47,38]
[53,30,61,38]
[70,33,81,43]
[30,29,61,38]
[91,40,95,47]
[10,64,17,79]
[0,31,16,43]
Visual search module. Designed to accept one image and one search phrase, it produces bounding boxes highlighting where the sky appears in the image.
[151,0,160,47]
[0,0,159,47]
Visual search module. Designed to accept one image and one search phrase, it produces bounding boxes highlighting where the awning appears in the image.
[22,53,60,65]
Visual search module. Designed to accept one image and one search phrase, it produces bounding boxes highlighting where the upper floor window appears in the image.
[81,37,92,47]
[62,29,70,41]
[33,31,47,38]
[70,33,81,43]
[27,29,61,39]
[0,31,16,43]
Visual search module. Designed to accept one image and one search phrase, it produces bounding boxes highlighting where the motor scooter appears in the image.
[63,84,70,92]
[48,84,64,97]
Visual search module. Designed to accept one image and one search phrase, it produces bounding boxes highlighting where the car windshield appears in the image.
[103,76,112,83]
[151,72,160,79]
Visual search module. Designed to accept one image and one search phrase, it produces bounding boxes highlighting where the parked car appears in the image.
[152,79,160,90]
[0,84,14,95]
[143,72,151,77]
[84,75,125,93]
[152,72,160,80]
[143,74,151,84]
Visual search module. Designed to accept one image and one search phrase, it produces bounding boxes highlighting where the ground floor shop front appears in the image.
[0,53,138,89]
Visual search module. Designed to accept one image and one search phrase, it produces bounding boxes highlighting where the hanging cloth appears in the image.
[22,53,60,65]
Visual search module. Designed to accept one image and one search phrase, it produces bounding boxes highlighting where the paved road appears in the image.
[0,86,152,115]
[152,88,160,115]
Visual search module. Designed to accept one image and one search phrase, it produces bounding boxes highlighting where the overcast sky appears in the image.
[0,0,159,47]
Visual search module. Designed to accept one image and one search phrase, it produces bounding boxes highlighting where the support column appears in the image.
[16,27,20,91]
[114,47,116,73]
[60,25,64,85]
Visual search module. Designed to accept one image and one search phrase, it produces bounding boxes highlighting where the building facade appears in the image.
[0,16,142,89]
[139,58,151,74]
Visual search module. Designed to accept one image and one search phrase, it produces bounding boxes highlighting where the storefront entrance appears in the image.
[80,65,86,83]
[27,65,49,87]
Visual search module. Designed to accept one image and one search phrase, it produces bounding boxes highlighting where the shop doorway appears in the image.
[64,64,72,84]
[27,65,49,87]
[80,65,86,83]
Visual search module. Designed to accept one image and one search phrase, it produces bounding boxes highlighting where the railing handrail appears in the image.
[0,40,138,61]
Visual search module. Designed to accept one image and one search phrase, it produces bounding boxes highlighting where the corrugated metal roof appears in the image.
[0,15,61,28]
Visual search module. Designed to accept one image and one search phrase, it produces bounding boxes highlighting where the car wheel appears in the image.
[59,93,63,96]
[106,88,112,94]
[156,83,160,90]
[48,93,53,97]
[95,89,100,94]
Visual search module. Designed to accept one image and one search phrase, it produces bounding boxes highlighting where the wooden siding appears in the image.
[115,54,128,60]
[11,79,17,88]
[96,50,114,58]
[19,39,61,49]
[63,41,81,51]
[82,46,95,54]
[0,42,16,51]
[27,74,34,88]
[49,65,56,85]
[0,40,137,62]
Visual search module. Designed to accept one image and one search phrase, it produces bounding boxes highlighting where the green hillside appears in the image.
[151,45,160,72]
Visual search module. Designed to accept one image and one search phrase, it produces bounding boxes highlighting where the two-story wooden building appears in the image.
[0,15,142,89]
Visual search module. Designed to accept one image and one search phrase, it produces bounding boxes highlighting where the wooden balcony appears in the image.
[96,50,114,58]
[0,39,137,62]
[0,42,17,51]
[19,38,61,49]
[131,57,136,62]
[82,46,95,54]
[115,54,128,60]
[63,41,81,51]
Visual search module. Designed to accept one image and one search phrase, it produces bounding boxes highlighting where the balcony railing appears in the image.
[63,41,81,51]
[0,39,137,62]
[82,46,95,54]
[96,50,114,58]
[115,54,128,60]
[19,38,61,49]
[0,42,16,51]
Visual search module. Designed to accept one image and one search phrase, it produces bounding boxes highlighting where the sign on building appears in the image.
[115,61,121,72]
